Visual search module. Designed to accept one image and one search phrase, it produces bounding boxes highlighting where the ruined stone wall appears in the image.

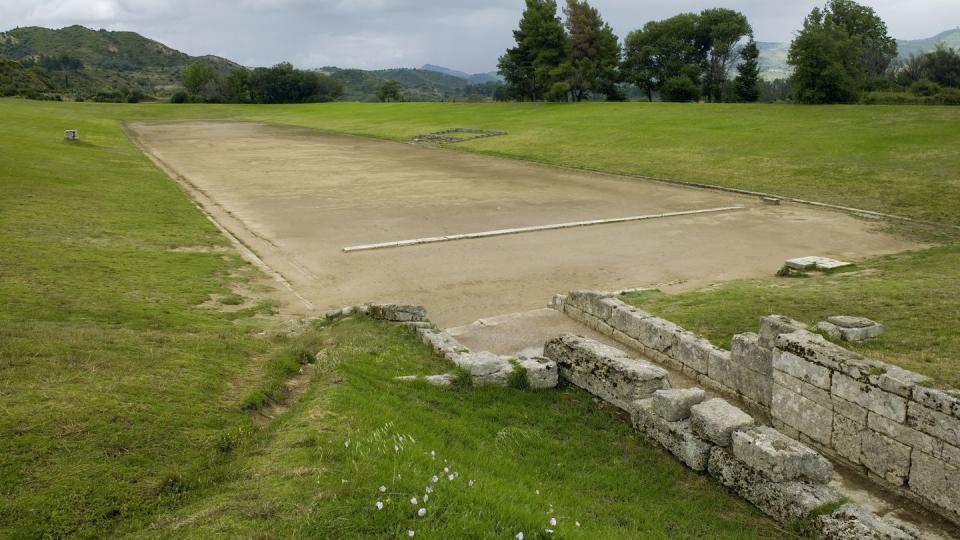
[554,290,960,525]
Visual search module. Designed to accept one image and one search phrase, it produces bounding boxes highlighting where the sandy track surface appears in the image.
[129,121,918,327]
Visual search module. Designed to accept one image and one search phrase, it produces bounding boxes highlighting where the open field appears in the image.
[2,97,960,537]
[129,120,916,326]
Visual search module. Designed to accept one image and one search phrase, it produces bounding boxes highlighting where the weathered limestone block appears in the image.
[652,388,707,422]
[832,373,906,422]
[633,399,714,471]
[454,351,514,386]
[424,374,457,386]
[912,386,960,419]
[549,294,567,310]
[832,414,864,465]
[867,412,941,457]
[758,315,807,349]
[708,348,772,406]
[906,401,960,447]
[773,349,832,389]
[635,316,684,353]
[772,384,833,445]
[816,504,918,540]
[544,334,670,411]
[517,357,559,389]
[860,430,911,486]
[673,332,718,374]
[732,426,833,484]
[690,398,755,447]
[565,290,614,319]
[908,452,960,523]
[369,304,427,322]
[826,316,886,342]
[609,304,653,339]
[732,333,773,375]
[816,321,843,340]
[707,447,840,523]
[870,367,930,399]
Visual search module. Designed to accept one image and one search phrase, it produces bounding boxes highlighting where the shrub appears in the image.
[170,91,187,104]
[661,76,701,102]
[911,80,942,97]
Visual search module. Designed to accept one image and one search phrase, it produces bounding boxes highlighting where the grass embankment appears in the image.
[0,99,790,537]
[622,245,960,388]
[145,317,789,539]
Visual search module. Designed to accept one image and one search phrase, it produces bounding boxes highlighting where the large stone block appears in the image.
[817,504,918,540]
[368,304,427,322]
[454,352,514,386]
[832,414,864,465]
[867,412,941,457]
[772,349,832,389]
[906,401,960,447]
[565,290,614,320]
[772,384,833,445]
[517,357,559,390]
[652,388,707,422]
[690,398,755,447]
[608,304,652,338]
[758,315,807,349]
[544,334,670,411]
[633,399,714,471]
[831,373,906,422]
[775,330,873,378]
[707,447,840,523]
[673,332,718,375]
[912,386,960,419]
[732,426,833,484]
[634,317,684,353]
[908,452,960,522]
[872,366,928,400]
[732,333,773,375]
[860,430,911,486]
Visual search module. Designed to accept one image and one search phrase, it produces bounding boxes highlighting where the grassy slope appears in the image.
[143,317,789,539]
[622,245,960,388]
[0,98,792,537]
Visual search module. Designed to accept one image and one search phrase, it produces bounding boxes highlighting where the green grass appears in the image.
[143,317,791,539]
[622,245,960,388]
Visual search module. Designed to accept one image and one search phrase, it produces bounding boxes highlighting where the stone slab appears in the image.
[633,399,714,471]
[732,426,833,484]
[690,398,755,447]
[652,388,707,422]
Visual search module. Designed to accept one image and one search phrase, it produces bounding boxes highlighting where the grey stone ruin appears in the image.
[64,129,79,141]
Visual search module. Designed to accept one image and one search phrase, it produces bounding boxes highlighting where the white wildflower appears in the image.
[375,501,384,510]
[410,497,418,505]
[417,508,427,517]
[344,441,350,448]
[423,494,429,502]
[447,474,454,481]
[516,533,524,540]
[535,490,540,495]
[379,485,387,493]
[443,467,449,473]
[468,480,475,487]
[549,517,557,527]
[431,475,439,483]
[394,445,400,452]
[430,450,435,459]
[576,521,581,527]
[545,529,554,534]
[425,485,433,494]
[408,531,415,538]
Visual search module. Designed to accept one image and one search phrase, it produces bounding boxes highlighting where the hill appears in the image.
[326,66,502,101]
[758,28,960,81]
[0,25,239,98]
[421,64,501,84]
[0,59,53,97]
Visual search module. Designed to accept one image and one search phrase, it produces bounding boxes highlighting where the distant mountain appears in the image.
[0,25,240,96]
[421,64,501,84]
[322,66,502,101]
[757,28,960,81]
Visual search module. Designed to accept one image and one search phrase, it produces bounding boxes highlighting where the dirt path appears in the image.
[128,121,920,327]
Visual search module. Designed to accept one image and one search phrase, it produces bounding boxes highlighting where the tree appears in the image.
[498,0,570,101]
[661,75,701,102]
[182,62,219,99]
[734,39,761,102]
[698,8,752,102]
[921,46,960,88]
[562,0,621,101]
[823,0,896,80]
[788,7,864,104]
[622,13,702,101]
[378,80,402,102]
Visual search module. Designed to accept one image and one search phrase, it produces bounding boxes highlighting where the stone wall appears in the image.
[553,290,960,525]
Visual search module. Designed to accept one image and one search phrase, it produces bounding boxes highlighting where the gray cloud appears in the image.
[1,0,957,73]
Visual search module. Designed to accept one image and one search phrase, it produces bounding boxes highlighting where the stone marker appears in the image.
[691,398,755,447]
[819,316,885,342]
[652,388,707,422]
[732,426,833,484]
[369,304,428,322]
[785,256,852,271]
[633,398,714,471]
[64,129,78,141]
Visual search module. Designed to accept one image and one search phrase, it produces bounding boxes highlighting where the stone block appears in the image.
[673,332,717,374]
[827,316,878,329]
[565,290,614,319]
[833,396,868,424]
[368,304,427,322]
[873,367,929,399]
[816,321,842,340]
[838,324,885,342]
[732,426,833,484]
[633,399,714,471]
[775,329,867,374]
[860,430,911,486]
[772,384,833,445]
[817,504,918,540]
[912,386,960,419]
[832,373,906,422]
[707,447,840,523]
[690,398,755,447]
[908,452,960,522]
[832,414,864,464]
[773,349,832,389]
[906,401,960,447]
[424,374,457,386]
[517,357,559,389]
[609,305,651,338]
[867,412,941,457]
[758,315,807,349]
[454,352,514,386]
[738,369,774,408]
[544,334,670,411]
[731,333,772,375]
[652,388,707,422]
[634,317,683,353]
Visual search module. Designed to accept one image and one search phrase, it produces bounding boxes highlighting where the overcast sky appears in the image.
[1,0,958,73]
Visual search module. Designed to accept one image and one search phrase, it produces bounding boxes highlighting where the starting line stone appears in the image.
[785,256,852,271]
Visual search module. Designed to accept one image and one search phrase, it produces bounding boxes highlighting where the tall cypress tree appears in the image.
[563,0,621,101]
[734,39,761,102]
[498,0,569,101]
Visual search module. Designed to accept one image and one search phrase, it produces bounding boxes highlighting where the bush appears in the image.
[170,91,187,104]
[660,76,701,102]
[911,80,942,97]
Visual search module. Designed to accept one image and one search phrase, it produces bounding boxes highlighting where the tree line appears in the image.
[498,0,960,104]
[175,62,343,104]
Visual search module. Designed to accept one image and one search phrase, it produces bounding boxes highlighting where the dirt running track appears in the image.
[129,121,918,327]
